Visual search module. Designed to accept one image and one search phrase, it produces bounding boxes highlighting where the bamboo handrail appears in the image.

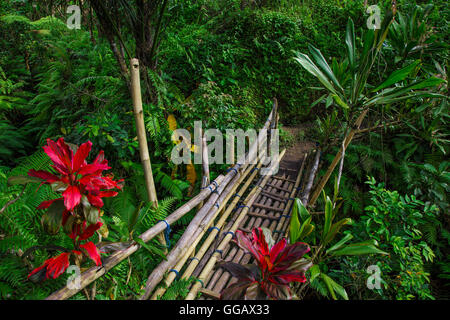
[184,149,286,300]
[301,149,320,207]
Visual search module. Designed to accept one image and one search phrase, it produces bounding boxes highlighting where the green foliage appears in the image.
[351,177,439,300]
[289,188,386,300]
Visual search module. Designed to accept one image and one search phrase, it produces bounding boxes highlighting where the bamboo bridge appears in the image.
[45,101,325,301]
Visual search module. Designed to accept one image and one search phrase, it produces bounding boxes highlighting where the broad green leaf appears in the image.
[372,60,420,92]
[329,243,388,256]
[293,52,337,94]
[308,45,343,92]
[324,218,352,245]
[309,264,321,282]
[326,233,354,254]
[7,175,42,185]
[321,273,337,300]
[297,217,314,241]
[345,18,356,70]
[332,94,349,109]
[322,194,333,241]
[289,200,301,243]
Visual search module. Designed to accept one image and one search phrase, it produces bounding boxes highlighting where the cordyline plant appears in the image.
[24,138,123,282]
[219,227,312,300]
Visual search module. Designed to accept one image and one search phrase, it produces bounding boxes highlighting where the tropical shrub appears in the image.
[351,177,439,299]
[10,138,123,282]
[219,227,311,300]
[289,189,387,300]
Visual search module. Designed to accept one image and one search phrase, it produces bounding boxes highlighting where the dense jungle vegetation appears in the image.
[0,0,448,300]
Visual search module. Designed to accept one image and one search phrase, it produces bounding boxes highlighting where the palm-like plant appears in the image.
[293,10,445,206]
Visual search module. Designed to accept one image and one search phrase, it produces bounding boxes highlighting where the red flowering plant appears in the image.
[23,138,123,282]
[219,227,312,300]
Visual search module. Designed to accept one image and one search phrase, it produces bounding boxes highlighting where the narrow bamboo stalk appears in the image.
[309,108,368,206]
[150,155,264,300]
[197,133,210,211]
[129,58,165,249]
[185,149,286,300]
[130,58,158,208]
[301,149,320,207]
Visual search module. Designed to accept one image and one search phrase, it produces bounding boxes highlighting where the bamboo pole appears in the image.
[308,108,368,207]
[197,133,210,211]
[130,58,158,207]
[301,149,320,207]
[151,155,264,299]
[185,149,286,300]
[130,58,166,250]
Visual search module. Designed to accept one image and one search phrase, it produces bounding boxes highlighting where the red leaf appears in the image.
[78,221,102,240]
[87,194,103,208]
[62,185,82,211]
[43,138,72,175]
[29,252,71,280]
[269,238,287,265]
[46,252,71,279]
[80,241,102,266]
[78,163,111,176]
[72,141,92,172]
[99,190,118,198]
[28,169,60,184]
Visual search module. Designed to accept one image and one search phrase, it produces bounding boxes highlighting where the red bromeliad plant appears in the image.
[26,138,123,282]
[219,227,312,300]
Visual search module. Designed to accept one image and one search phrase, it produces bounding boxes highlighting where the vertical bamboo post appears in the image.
[308,108,369,207]
[130,58,166,249]
[197,132,210,211]
[268,98,278,158]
